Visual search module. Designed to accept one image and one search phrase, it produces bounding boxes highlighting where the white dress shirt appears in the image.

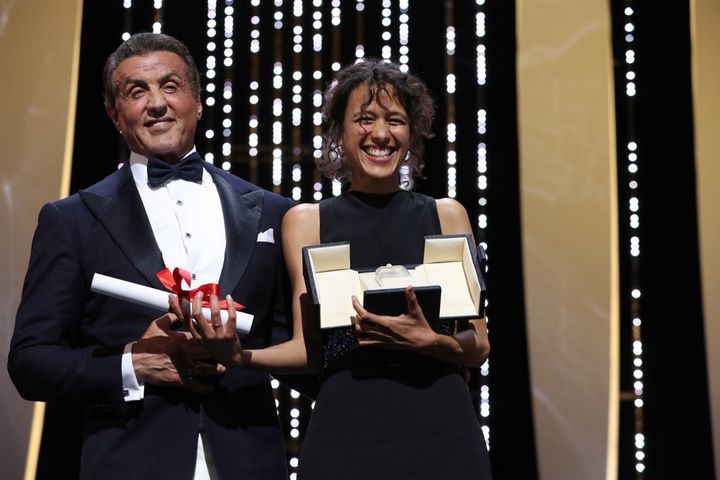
[121,149,225,480]
[121,149,226,398]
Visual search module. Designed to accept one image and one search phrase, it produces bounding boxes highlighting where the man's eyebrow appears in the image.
[158,72,183,84]
[119,72,182,90]
[119,77,147,90]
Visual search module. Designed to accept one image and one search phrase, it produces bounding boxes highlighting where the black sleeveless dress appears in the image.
[298,190,492,480]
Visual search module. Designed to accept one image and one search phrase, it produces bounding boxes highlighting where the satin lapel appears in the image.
[79,171,166,289]
[213,173,263,296]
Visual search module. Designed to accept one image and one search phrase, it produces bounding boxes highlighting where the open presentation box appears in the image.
[302,234,487,330]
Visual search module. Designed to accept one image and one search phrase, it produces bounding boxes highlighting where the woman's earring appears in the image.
[337,145,344,158]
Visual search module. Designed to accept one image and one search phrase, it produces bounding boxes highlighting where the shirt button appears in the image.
[185,232,192,238]
[176,200,183,206]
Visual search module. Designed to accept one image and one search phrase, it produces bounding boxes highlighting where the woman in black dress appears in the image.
[186,59,492,479]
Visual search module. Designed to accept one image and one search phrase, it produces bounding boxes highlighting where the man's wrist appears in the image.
[122,341,145,401]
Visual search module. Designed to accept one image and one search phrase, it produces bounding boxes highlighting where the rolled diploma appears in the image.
[91,273,253,334]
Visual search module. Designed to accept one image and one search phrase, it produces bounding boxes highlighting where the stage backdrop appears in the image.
[5,2,718,479]
[691,0,720,472]
[0,0,83,478]
[516,1,619,479]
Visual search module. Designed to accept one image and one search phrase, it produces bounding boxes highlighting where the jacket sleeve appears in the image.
[8,201,125,406]
[267,196,294,347]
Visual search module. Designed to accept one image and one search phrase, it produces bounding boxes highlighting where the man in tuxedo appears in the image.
[8,32,291,479]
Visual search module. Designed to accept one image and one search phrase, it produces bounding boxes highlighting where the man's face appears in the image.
[106,51,202,164]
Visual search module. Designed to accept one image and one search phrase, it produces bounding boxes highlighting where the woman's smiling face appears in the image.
[341,82,410,193]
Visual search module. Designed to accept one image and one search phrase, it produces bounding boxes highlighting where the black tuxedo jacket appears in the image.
[9,162,293,479]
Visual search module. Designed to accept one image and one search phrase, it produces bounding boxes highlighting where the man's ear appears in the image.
[196,101,203,120]
[106,104,120,131]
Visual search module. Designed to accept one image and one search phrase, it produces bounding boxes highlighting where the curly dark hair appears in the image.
[318,59,436,189]
[102,32,201,108]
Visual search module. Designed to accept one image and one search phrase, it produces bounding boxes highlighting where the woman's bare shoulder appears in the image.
[435,198,472,234]
[283,202,320,224]
[435,197,466,218]
[282,203,320,246]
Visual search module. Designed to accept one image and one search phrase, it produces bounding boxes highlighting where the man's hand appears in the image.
[132,311,224,393]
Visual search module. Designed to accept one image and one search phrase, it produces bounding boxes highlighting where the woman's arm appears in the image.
[180,204,321,373]
[436,198,490,366]
[353,198,490,368]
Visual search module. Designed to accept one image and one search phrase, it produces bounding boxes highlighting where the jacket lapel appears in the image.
[79,167,166,289]
[212,173,264,296]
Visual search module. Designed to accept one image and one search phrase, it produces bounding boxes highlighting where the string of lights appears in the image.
[152,0,163,33]
[122,1,132,41]
[285,4,306,478]
[311,0,325,202]
[248,0,261,183]
[445,1,457,199]
[203,1,217,166]
[621,3,646,477]
[290,0,304,202]
[271,0,284,191]
[474,0,491,450]
[380,0,392,61]
[268,0,287,471]
[329,1,342,197]
[219,2,234,172]
[398,0,409,72]
[354,0,365,62]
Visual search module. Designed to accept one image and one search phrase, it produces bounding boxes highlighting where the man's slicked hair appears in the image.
[102,32,201,108]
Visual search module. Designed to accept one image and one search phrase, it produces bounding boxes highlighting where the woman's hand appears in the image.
[170,292,244,368]
[133,309,225,393]
[352,286,440,352]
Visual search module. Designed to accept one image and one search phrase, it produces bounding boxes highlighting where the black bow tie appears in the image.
[147,152,204,188]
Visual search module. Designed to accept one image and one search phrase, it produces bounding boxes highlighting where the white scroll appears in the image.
[90,273,253,334]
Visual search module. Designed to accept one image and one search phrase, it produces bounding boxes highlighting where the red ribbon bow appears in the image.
[156,267,245,311]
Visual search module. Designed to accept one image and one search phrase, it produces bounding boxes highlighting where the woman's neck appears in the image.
[348,177,400,194]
